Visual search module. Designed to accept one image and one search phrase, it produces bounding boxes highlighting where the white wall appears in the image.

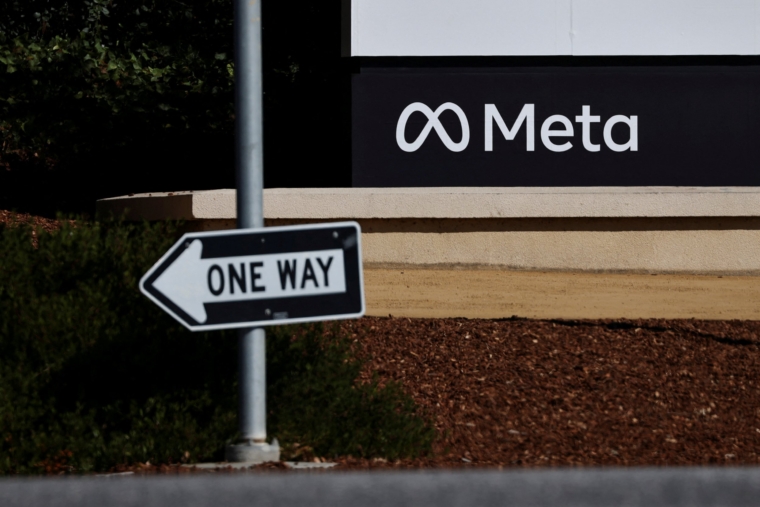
[348,0,760,56]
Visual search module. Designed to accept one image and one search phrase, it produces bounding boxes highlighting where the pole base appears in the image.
[225,438,280,464]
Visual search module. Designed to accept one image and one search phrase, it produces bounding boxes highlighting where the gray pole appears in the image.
[234,0,264,230]
[226,0,279,463]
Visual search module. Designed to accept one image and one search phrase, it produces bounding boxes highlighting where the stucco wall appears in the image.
[98,188,760,274]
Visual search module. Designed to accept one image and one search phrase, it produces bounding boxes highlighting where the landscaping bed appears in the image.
[2,211,759,472]
[343,316,760,468]
[105,316,760,473]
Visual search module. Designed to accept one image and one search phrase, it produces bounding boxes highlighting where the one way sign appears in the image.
[140,222,365,331]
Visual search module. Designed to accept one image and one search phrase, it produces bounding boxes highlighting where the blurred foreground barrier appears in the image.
[3,467,760,507]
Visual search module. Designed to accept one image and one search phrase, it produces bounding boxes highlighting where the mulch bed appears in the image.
[343,317,760,468]
[0,210,73,247]
[110,316,760,474]
[0,210,66,233]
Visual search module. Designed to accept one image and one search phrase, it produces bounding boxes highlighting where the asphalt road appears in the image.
[2,467,760,507]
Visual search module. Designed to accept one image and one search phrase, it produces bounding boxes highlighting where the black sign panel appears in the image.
[140,223,364,331]
[352,67,760,186]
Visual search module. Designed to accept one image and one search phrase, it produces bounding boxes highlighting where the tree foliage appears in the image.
[0,0,235,169]
[0,0,350,215]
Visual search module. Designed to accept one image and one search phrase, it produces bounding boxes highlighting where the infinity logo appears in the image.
[396,102,470,152]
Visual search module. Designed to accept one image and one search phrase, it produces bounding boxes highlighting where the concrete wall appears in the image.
[98,188,760,275]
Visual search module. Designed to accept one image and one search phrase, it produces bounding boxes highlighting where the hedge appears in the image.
[0,219,434,474]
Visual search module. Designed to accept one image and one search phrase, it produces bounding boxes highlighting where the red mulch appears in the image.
[0,210,67,233]
[0,210,74,247]
[343,317,760,468]
[109,316,760,474]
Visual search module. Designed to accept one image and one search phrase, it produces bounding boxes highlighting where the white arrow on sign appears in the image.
[151,239,346,323]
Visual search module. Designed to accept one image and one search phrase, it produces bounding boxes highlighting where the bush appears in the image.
[0,219,433,474]
[269,324,435,460]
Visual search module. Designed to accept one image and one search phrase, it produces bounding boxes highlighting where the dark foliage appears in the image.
[0,219,433,474]
[269,324,436,460]
[0,1,351,216]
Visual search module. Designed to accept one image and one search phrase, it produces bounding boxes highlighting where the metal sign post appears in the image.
[140,0,365,465]
[140,224,365,464]
[228,0,275,463]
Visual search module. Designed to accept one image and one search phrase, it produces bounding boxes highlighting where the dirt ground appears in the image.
[364,268,760,320]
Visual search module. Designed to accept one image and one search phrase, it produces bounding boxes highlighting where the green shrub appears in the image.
[269,324,435,460]
[0,219,433,474]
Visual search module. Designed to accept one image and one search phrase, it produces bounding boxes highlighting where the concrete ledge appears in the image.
[97,187,760,220]
[96,188,760,274]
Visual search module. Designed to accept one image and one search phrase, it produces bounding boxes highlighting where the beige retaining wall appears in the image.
[98,188,760,275]
[97,188,760,319]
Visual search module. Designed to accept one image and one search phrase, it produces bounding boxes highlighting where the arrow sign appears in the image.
[140,222,365,331]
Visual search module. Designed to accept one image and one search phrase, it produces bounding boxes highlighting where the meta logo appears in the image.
[396,103,638,153]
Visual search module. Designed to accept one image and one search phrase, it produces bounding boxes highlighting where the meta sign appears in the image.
[352,67,760,186]
[140,223,365,331]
